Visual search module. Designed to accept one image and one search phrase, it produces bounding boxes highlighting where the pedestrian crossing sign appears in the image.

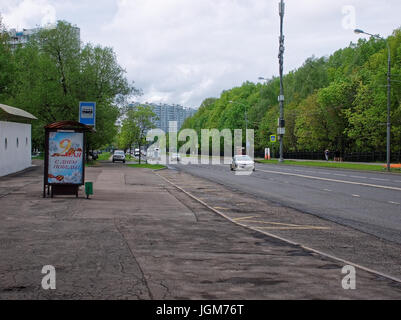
[270,135,277,143]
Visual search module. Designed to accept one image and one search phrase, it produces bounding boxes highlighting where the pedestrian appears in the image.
[325,149,329,161]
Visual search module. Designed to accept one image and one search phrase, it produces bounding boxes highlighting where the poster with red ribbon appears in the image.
[48,132,84,184]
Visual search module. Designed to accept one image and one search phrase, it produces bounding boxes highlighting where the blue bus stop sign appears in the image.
[79,102,96,127]
[270,135,277,143]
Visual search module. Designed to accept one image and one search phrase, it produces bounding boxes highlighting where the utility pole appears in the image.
[386,41,391,172]
[354,29,391,171]
[278,0,285,163]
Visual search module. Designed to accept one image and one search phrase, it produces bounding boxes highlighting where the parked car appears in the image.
[170,153,181,162]
[89,151,98,160]
[112,150,126,163]
[230,155,255,171]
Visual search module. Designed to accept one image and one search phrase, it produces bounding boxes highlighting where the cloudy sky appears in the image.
[1,0,400,108]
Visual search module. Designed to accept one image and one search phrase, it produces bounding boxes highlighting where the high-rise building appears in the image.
[8,25,80,50]
[151,103,197,133]
[128,103,197,133]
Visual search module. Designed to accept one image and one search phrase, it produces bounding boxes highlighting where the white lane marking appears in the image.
[334,174,347,177]
[351,176,367,179]
[323,189,332,192]
[352,194,361,198]
[370,178,390,182]
[389,201,400,205]
[256,168,401,192]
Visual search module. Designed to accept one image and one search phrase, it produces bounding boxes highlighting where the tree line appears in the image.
[0,18,139,152]
[116,104,156,164]
[181,28,401,155]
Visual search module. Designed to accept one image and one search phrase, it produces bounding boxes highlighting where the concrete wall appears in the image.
[0,121,32,177]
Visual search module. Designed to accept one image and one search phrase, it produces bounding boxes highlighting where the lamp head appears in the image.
[354,29,364,35]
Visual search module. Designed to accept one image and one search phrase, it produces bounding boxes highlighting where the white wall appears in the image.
[0,121,32,177]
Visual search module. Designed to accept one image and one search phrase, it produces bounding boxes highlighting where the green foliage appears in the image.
[0,20,137,151]
[182,27,401,154]
[117,105,156,164]
[0,16,15,102]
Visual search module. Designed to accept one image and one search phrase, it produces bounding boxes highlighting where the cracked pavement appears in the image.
[0,161,400,299]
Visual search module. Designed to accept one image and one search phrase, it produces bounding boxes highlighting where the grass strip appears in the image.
[127,164,166,170]
[256,159,401,173]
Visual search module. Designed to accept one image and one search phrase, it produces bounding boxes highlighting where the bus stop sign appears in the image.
[79,102,96,127]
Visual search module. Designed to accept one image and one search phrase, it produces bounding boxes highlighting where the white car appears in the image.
[170,153,181,162]
[231,155,255,171]
[112,150,126,163]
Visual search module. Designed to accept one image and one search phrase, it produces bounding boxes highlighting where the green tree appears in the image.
[120,105,156,164]
[8,20,138,152]
[0,15,15,102]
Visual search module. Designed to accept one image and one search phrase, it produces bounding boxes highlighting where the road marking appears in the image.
[352,194,361,198]
[156,172,401,284]
[253,226,330,230]
[323,189,332,192]
[233,216,260,221]
[239,220,330,230]
[214,206,229,210]
[389,201,400,205]
[370,178,389,182]
[256,168,401,192]
[334,174,347,177]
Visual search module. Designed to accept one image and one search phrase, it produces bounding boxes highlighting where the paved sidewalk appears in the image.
[0,162,400,299]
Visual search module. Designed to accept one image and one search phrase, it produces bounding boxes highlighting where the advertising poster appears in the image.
[48,132,84,184]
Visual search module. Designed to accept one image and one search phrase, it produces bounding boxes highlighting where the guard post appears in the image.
[43,121,94,198]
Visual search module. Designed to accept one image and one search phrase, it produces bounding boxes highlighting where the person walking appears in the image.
[325,149,329,161]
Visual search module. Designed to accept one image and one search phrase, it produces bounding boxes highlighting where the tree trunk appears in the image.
[139,142,142,164]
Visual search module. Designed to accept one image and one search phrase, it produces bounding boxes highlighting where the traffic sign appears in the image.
[79,102,96,127]
[270,135,277,143]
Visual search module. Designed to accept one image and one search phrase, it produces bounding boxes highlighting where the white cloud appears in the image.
[1,0,401,108]
[0,0,56,29]
[98,0,275,107]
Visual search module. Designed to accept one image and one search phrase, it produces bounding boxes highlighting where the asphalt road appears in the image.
[171,162,401,245]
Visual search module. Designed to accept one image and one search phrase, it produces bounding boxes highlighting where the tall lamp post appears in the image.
[354,28,391,172]
[278,0,285,163]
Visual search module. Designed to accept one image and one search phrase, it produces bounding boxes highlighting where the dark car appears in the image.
[89,151,98,160]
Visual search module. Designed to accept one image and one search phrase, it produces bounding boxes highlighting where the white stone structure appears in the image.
[0,104,37,177]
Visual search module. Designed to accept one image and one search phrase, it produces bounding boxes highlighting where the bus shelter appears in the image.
[43,121,94,198]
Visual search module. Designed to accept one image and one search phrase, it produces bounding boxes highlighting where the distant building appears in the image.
[146,103,197,133]
[0,104,37,177]
[125,103,197,133]
[8,25,80,50]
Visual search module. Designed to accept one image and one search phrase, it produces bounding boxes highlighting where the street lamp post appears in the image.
[278,0,285,163]
[354,29,391,172]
